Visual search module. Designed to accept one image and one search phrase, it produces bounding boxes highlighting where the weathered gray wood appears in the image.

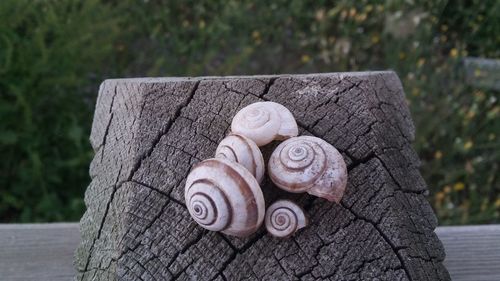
[0,223,80,281]
[437,224,500,281]
[1,224,498,281]
[76,72,451,280]
[463,57,500,90]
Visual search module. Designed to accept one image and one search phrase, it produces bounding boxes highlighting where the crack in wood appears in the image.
[129,81,201,181]
[77,73,449,281]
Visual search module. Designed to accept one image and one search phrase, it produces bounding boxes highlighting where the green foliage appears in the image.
[0,0,498,223]
[0,0,119,221]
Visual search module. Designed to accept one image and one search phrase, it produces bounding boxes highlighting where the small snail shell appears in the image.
[268,136,347,203]
[184,158,265,237]
[231,102,298,146]
[265,200,307,238]
[215,134,265,183]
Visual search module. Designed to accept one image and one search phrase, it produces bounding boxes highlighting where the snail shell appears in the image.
[215,134,265,183]
[231,101,298,146]
[268,136,347,203]
[184,158,265,237]
[265,200,307,238]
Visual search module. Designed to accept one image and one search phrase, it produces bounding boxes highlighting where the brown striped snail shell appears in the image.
[184,158,265,237]
[265,200,307,238]
[215,134,265,183]
[268,136,347,203]
[231,101,298,146]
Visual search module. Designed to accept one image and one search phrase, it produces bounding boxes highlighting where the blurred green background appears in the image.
[0,0,498,224]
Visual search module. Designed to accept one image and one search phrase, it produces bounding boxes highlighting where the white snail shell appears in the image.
[265,200,307,238]
[231,102,298,146]
[268,136,347,203]
[184,158,265,237]
[215,134,265,183]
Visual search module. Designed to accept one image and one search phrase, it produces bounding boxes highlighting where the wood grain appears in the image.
[0,224,498,281]
[0,223,80,281]
[437,224,500,281]
[76,72,449,280]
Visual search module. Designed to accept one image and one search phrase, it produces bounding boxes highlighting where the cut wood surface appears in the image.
[1,223,499,281]
[76,72,450,280]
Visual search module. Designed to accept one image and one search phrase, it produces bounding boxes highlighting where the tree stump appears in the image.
[75,72,450,281]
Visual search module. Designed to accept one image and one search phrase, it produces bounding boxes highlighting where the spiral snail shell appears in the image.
[265,200,307,238]
[215,134,265,183]
[268,136,347,202]
[231,102,298,146]
[184,158,265,237]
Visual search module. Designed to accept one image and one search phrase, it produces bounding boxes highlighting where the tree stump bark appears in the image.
[75,72,450,281]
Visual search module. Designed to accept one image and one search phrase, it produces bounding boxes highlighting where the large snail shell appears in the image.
[184,158,265,237]
[268,136,347,203]
[265,200,307,238]
[215,134,265,183]
[231,102,298,146]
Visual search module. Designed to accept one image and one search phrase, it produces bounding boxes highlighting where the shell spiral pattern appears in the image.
[268,136,348,202]
[215,134,265,183]
[184,158,265,237]
[265,200,307,238]
[231,102,298,146]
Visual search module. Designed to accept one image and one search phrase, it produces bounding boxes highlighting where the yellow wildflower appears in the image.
[349,7,357,17]
[371,34,380,44]
[464,140,473,150]
[301,54,311,63]
[252,30,260,40]
[450,48,459,58]
[495,199,500,208]
[412,88,419,96]
[399,52,406,60]
[315,9,325,21]
[340,10,348,19]
[417,58,425,68]
[365,5,373,13]
[466,110,476,120]
[435,192,445,201]
[198,20,206,29]
[355,13,367,22]
[454,182,465,192]
[434,150,443,160]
